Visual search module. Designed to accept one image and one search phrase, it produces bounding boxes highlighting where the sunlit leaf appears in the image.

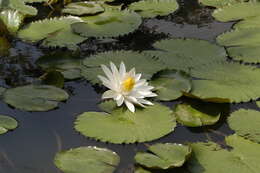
[23,0,48,3]
[128,0,179,18]
[151,70,191,101]
[54,146,120,173]
[199,0,245,8]
[3,85,69,111]
[135,143,191,169]
[62,1,104,16]
[18,16,86,49]
[75,103,176,144]
[81,50,165,85]
[0,115,18,134]
[228,109,260,143]
[72,9,142,38]
[174,103,220,127]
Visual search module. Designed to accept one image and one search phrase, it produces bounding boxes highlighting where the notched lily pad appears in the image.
[0,115,18,134]
[174,103,220,127]
[75,103,176,144]
[72,9,142,38]
[228,109,260,143]
[135,143,191,169]
[54,146,120,173]
[62,1,104,16]
[81,50,165,84]
[3,85,69,111]
[151,70,191,101]
[128,0,179,18]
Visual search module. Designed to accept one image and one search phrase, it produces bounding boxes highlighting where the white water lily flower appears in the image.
[98,62,157,113]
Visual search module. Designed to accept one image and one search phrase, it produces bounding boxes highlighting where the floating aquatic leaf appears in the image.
[75,103,176,144]
[0,9,24,34]
[0,87,6,96]
[145,39,227,73]
[234,15,260,29]
[3,85,69,111]
[5,0,37,16]
[98,100,117,113]
[40,70,64,88]
[228,109,260,143]
[81,50,164,84]
[135,143,191,169]
[135,167,151,173]
[23,0,48,3]
[36,52,82,80]
[151,70,191,101]
[18,16,86,49]
[199,0,245,8]
[128,0,178,18]
[54,146,120,173]
[188,134,260,173]
[174,103,220,127]
[72,9,142,38]
[217,28,260,63]
[62,1,104,16]
[0,115,18,134]
[213,2,260,22]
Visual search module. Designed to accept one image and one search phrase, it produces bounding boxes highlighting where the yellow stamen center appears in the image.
[122,77,135,92]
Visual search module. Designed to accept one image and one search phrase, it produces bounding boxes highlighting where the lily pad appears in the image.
[0,115,18,134]
[0,87,6,96]
[81,50,164,85]
[234,15,260,29]
[212,2,260,22]
[98,100,117,113]
[151,70,191,101]
[54,146,120,173]
[0,9,24,34]
[5,0,37,16]
[128,0,179,18]
[62,2,104,16]
[217,28,260,63]
[72,9,142,38]
[75,103,176,144]
[228,109,260,143]
[3,85,69,111]
[40,70,65,88]
[188,134,260,173]
[174,103,220,127]
[135,167,151,173]
[18,16,86,49]
[23,0,47,3]
[135,143,191,169]
[199,0,245,8]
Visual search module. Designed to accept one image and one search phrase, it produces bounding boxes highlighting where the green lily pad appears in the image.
[217,28,260,63]
[36,52,82,80]
[199,0,245,8]
[188,134,260,173]
[18,16,86,49]
[234,15,260,29]
[75,103,176,144]
[128,0,179,18]
[151,70,191,101]
[3,85,69,111]
[62,2,104,16]
[23,0,47,3]
[0,9,24,34]
[0,87,6,96]
[98,100,117,113]
[135,143,191,169]
[41,70,65,88]
[81,50,165,85]
[72,9,142,38]
[212,2,260,22]
[5,0,37,16]
[228,109,260,143]
[54,146,120,173]
[0,115,18,134]
[174,103,220,127]
[135,167,151,173]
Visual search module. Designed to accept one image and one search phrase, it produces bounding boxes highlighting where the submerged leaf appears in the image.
[72,9,142,37]
[0,9,24,34]
[81,50,164,84]
[128,0,179,18]
[135,143,191,169]
[75,103,176,144]
[174,103,220,127]
[18,16,86,49]
[0,115,18,134]
[213,2,260,22]
[62,1,104,16]
[151,70,191,101]
[3,85,69,111]
[54,146,120,173]
[228,109,260,143]
[188,134,260,173]
[41,70,64,88]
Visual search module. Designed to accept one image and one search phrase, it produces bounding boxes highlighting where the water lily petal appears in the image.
[125,100,135,113]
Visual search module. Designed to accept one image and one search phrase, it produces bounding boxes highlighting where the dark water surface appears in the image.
[0,0,257,173]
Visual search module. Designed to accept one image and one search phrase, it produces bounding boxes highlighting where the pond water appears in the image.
[0,0,259,173]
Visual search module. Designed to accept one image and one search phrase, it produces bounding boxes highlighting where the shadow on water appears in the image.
[0,0,245,172]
